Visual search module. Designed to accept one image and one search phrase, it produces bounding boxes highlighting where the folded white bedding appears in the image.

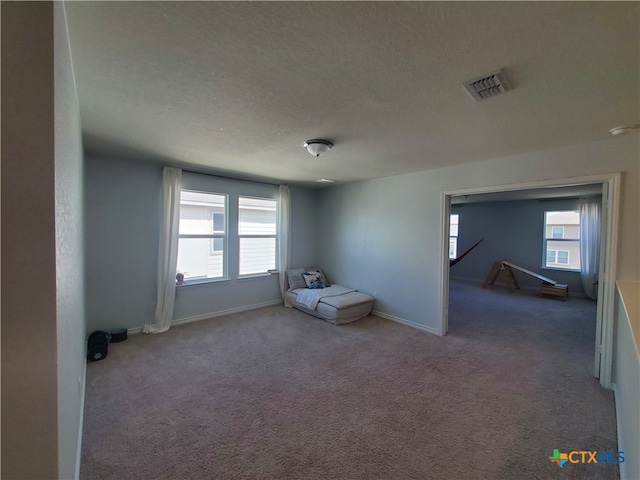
[296,285,355,310]
[316,290,375,309]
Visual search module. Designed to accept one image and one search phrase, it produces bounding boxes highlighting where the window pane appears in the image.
[177,238,224,280]
[212,212,225,234]
[179,191,226,235]
[545,240,580,270]
[449,237,457,259]
[239,197,276,235]
[544,211,579,239]
[239,237,276,275]
[543,210,581,270]
[450,214,459,237]
[211,237,223,253]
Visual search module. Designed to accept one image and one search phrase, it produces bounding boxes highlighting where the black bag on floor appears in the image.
[87,331,110,362]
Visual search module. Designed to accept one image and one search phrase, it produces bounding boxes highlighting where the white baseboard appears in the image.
[372,310,441,336]
[74,360,87,480]
[128,299,284,335]
[611,382,632,480]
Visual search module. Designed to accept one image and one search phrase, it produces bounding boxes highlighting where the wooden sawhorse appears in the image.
[483,260,568,300]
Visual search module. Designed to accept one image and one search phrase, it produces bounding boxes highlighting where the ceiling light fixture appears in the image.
[316,178,335,183]
[303,139,333,157]
[609,125,640,136]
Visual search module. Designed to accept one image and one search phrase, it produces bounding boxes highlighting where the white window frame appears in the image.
[178,190,228,283]
[542,211,580,272]
[238,195,278,277]
[449,214,459,259]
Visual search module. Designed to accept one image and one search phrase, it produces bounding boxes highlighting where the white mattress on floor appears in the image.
[286,287,374,325]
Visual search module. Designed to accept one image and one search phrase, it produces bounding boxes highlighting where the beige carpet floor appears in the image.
[80,280,618,479]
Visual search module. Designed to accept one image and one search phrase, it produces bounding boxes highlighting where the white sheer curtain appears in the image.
[144,167,182,334]
[278,185,292,307]
[580,198,601,300]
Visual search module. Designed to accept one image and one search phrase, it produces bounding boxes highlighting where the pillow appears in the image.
[305,268,329,286]
[286,268,307,290]
[303,271,325,289]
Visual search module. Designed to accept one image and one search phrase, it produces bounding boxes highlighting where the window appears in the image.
[551,226,564,239]
[211,212,224,253]
[547,249,570,265]
[449,214,459,259]
[177,191,227,281]
[176,190,278,283]
[543,211,580,271]
[557,250,569,264]
[238,197,277,275]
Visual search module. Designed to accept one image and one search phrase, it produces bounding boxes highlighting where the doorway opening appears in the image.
[440,173,620,389]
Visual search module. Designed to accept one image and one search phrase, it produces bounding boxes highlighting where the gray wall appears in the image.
[612,282,639,480]
[85,156,162,333]
[290,185,319,269]
[450,198,594,295]
[1,2,85,478]
[316,136,639,333]
[85,155,318,331]
[54,2,87,478]
[317,174,432,326]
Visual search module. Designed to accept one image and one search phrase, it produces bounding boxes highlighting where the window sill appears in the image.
[176,271,278,287]
[177,277,230,288]
[541,266,581,273]
[237,271,278,280]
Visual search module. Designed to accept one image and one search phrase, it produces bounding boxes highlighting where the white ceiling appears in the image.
[64,2,639,187]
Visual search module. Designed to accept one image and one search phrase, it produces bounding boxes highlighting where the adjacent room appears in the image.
[447,185,605,362]
[2,2,638,479]
[444,186,610,460]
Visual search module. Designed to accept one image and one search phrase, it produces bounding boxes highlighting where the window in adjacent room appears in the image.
[177,191,227,281]
[449,214,459,259]
[543,211,580,271]
[238,196,277,275]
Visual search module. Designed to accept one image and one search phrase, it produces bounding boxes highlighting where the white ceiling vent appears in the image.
[463,69,511,102]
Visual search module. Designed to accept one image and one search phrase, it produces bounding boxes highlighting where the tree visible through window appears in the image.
[543,211,580,271]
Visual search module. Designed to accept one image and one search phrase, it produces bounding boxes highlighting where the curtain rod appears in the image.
[177,166,282,187]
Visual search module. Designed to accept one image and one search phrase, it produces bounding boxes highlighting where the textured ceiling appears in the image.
[64,2,639,187]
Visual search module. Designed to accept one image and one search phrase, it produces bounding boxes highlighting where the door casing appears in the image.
[439,172,621,389]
